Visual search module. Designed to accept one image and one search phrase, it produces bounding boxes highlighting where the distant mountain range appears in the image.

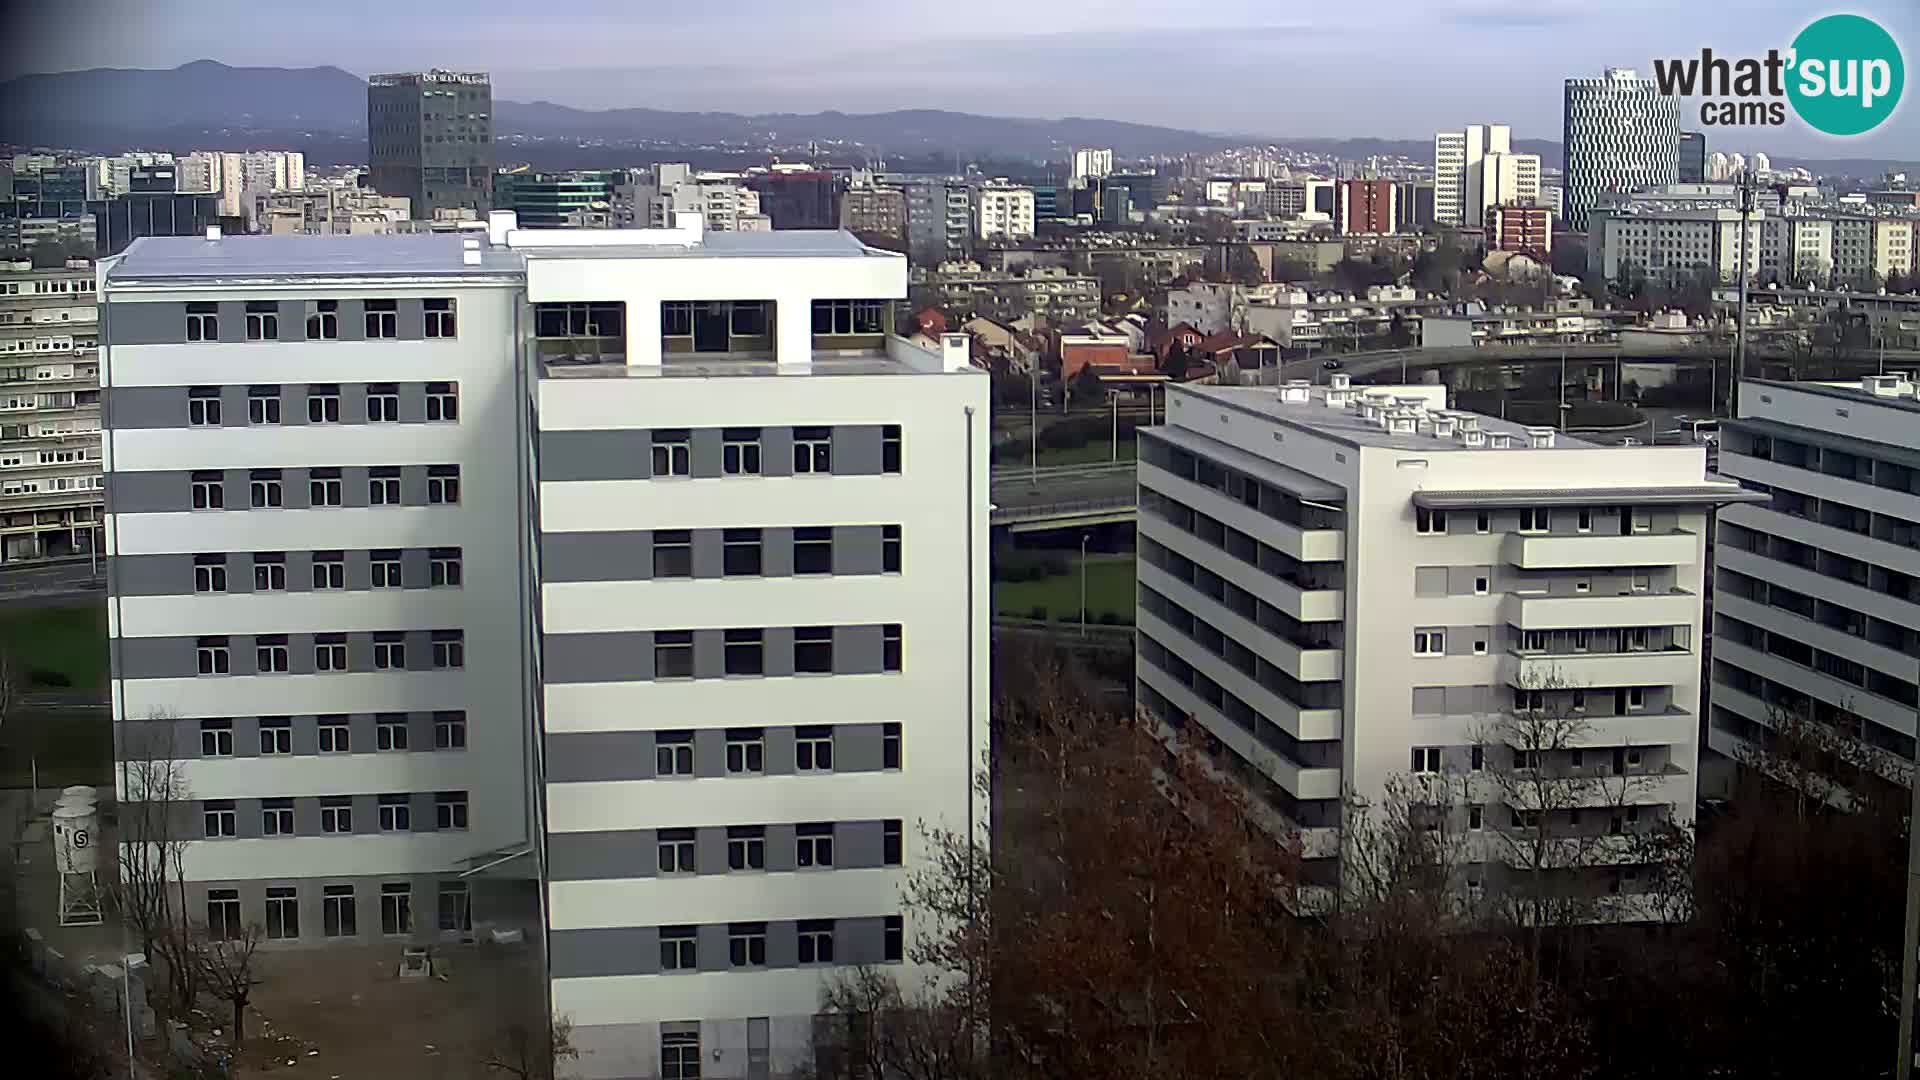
[2,61,1914,179]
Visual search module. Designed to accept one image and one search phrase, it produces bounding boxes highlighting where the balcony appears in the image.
[1138,658,1343,800]
[1503,647,1698,689]
[1139,560,1342,683]
[1502,530,1698,569]
[1139,461,1344,563]
[1504,591,1699,631]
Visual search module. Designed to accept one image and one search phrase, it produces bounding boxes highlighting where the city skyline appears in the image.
[5,0,1917,158]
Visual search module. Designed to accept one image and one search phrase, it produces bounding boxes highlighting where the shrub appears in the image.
[1027,606,1048,621]
[29,667,71,688]
[1097,612,1121,626]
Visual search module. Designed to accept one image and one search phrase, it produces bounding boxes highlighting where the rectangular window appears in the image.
[882,722,902,769]
[378,794,411,831]
[426,465,460,504]
[651,430,690,477]
[203,800,237,838]
[1515,688,1545,712]
[730,301,767,337]
[795,626,833,673]
[812,299,885,335]
[199,718,233,757]
[306,301,339,341]
[262,797,295,836]
[1519,630,1547,653]
[722,428,761,476]
[194,554,227,594]
[246,386,281,424]
[424,298,456,338]
[434,711,467,749]
[191,471,224,510]
[1411,746,1442,773]
[1576,508,1593,533]
[1626,687,1646,712]
[307,384,340,423]
[435,791,468,830]
[654,631,694,679]
[729,923,768,968]
[796,725,834,771]
[661,1027,701,1080]
[797,823,835,868]
[251,552,285,592]
[882,424,902,473]
[657,828,696,874]
[1626,628,1650,652]
[726,728,764,774]
[793,528,833,575]
[882,525,902,573]
[380,883,412,935]
[432,631,465,669]
[793,427,832,473]
[373,632,406,670]
[376,714,409,751]
[653,530,692,578]
[322,885,356,937]
[314,633,348,671]
[312,553,345,590]
[207,888,241,940]
[722,529,761,576]
[797,920,835,965]
[1475,511,1490,533]
[885,915,904,962]
[1474,575,1489,595]
[369,467,401,505]
[248,469,283,509]
[727,826,766,871]
[656,731,694,776]
[1471,745,1484,771]
[1469,805,1484,831]
[1518,508,1550,533]
[258,715,292,753]
[245,301,279,342]
[308,468,343,507]
[429,547,462,587]
[185,302,218,342]
[196,636,230,675]
[883,624,903,673]
[438,882,471,932]
[426,381,458,421]
[1413,629,1445,656]
[366,384,399,422]
[188,386,222,426]
[883,819,904,865]
[660,927,697,971]
[724,629,763,676]
[364,299,398,338]
[1415,507,1446,534]
[317,716,349,753]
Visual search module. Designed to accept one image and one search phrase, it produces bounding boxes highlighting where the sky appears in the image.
[5,0,1919,158]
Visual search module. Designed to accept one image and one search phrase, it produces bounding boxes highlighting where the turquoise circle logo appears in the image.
[1788,14,1904,136]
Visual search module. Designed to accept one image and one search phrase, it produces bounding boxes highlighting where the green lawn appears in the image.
[0,708,112,788]
[994,554,1137,623]
[1030,439,1139,468]
[0,602,108,691]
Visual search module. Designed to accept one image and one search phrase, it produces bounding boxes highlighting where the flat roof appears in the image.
[1143,424,1344,503]
[542,354,931,380]
[515,229,894,261]
[1413,485,1767,509]
[106,233,523,283]
[1749,377,1920,416]
[1181,383,1606,453]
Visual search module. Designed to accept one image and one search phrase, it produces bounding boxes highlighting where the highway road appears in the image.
[0,559,105,605]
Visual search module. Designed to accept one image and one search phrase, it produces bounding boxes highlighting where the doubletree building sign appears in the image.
[1652,13,1904,136]
[369,69,491,87]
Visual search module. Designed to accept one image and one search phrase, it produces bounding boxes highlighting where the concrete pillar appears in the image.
[626,295,662,368]
[775,295,813,369]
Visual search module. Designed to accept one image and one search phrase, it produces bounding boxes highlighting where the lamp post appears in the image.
[1110,391,1120,462]
[1029,365,1038,482]
[1079,532,1091,638]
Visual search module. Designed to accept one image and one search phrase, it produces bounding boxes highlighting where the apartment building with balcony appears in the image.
[1707,376,1920,797]
[1135,376,1759,906]
[1,258,103,562]
[100,214,988,1080]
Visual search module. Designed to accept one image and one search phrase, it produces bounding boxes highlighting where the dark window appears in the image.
[430,547,462,586]
[656,731,694,775]
[306,300,339,340]
[312,551,345,590]
[883,819,903,865]
[193,553,227,593]
[726,728,764,774]
[424,298,456,337]
[653,530,692,578]
[427,465,460,504]
[884,915,904,962]
[434,711,467,749]
[252,552,285,591]
[434,791,469,830]
[426,381,458,421]
[881,524,902,572]
[794,426,832,473]
[657,828,695,873]
[245,301,279,342]
[372,631,405,670]
[883,723,902,769]
[323,885,356,936]
[795,725,834,771]
[432,630,464,669]
[248,469,283,509]
[246,386,281,424]
[651,430,690,477]
[315,632,348,671]
[375,713,408,750]
[185,302,218,342]
[308,467,343,507]
[655,631,694,678]
[195,636,230,675]
[366,383,399,422]
[811,299,885,335]
[318,715,349,753]
[729,923,768,968]
[723,528,761,576]
[882,424,902,473]
[722,428,761,476]
[370,549,402,588]
[187,386,222,426]
[727,826,766,870]
[307,384,341,423]
[660,927,697,970]
[884,624,902,672]
[796,822,834,867]
[797,919,835,964]
[794,528,832,574]
[729,301,767,337]
[724,629,764,676]
[365,299,398,338]
[369,466,401,505]
[199,718,233,757]
[795,626,833,673]
[190,471,224,510]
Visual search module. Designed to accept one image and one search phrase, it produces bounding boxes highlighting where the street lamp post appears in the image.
[1110,392,1120,462]
[1029,365,1038,482]
[1079,532,1091,639]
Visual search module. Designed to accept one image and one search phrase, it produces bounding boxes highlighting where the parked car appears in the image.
[1321,359,1343,370]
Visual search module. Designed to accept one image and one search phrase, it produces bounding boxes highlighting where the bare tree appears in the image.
[112,710,203,1014]
[1338,771,1477,927]
[197,921,264,1049]
[1732,697,1907,818]
[808,967,980,1080]
[0,647,16,733]
[483,1015,579,1080]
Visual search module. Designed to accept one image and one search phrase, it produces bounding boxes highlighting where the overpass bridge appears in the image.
[990,462,1137,533]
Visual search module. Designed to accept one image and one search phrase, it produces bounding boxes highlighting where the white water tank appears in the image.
[52,804,99,873]
[61,785,97,803]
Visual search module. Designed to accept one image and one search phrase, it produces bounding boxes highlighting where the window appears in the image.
[1475,511,1490,533]
[424,298,456,337]
[438,882,471,932]
[203,800,237,838]
[322,885,356,936]
[796,725,834,771]
[724,728,766,775]
[200,718,233,757]
[1469,805,1484,831]
[1416,507,1446,534]
[312,553,345,590]
[185,302,218,342]
[307,384,341,423]
[315,633,348,672]
[722,428,761,476]
[188,386,222,426]
[1515,688,1545,713]
[366,384,399,422]
[378,794,411,831]
[191,471,224,510]
[651,430,690,477]
[722,529,761,576]
[432,631,464,669]
[794,427,832,473]
[654,631,694,679]
[245,301,279,342]
[1626,687,1646,712]
[1411,746,1442,773]
[365,299,398,338]
[882,424,902,473]
[653,530,692,578]
[373,632,406,670]
[884,819,904,866]
[207,889,242,940]
[380,883,412,935]
[660,927,697,971]
[434,711,467,749]
[797,823,835,868]
[729,923,768,968]
[1518,507,1550,533]
[247,552,285,592]
[1574,578,1591,595]
[812,299,885,335]
[661,1026,701,1080]
[723,629,763,676]
[256,715,292,753]
[1470,745,1484,771]
[798,920,835,964]
[727,826,766,870]
[369,467,401,505]
[1576,508,1593,533]
[1626,628,1650,652]
[656,731,694,776]
[317,716,349,753]
[427,465,459,504]
[262,797,295,836]
[306,300,339,340]
[426,381,458,421]
[794,528,832,574]
[308,467,343,506]
[194,554,228,594]
[435,791,468,830]
[730,301,767,337]
[429,547,462,587]
[880,724,903,773]
[1631,573,1650,593]
[795,626,834,673]
[247,385,281,424]
[248,469,283,509]
[653,827,697,874]
[196,636,231,675]
[1474,575,1489,595]
[1519,630,1547,653]
[885,915,904,962]
[882,525,901,573]
[1413,629,1445,656]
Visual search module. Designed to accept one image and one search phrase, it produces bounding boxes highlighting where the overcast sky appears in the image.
[5,0,1917,157]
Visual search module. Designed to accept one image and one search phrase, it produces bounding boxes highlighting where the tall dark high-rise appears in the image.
[367,70,494,220]
[1678,131,1707,184]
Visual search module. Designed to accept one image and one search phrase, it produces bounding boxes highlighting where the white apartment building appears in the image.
[1590,206,1762,286]
[649,173,763,233]
[1708,376,1920,795]
[1433,124,1538,228]
[1136,378,1758,906]
[1,259,103,562]
[973,183,1036,242]
[1830,216,1876,287]
[100,216,988,1080]
[1759,216,1834,286]
[1873,219,1915,282]
[1563,69,1680,231]
[1072,147,1115,182]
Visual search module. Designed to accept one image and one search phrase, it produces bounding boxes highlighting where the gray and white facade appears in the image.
[1562,68,1680,232]
[101,216,989,1080]
[1708,377,1920,793]
[2,258,103,562]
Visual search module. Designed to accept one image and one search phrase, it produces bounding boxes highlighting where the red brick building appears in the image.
[1488,205,1553,260]
[1337,179,1397,236]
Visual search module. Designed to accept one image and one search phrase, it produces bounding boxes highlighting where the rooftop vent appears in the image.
[1388,410,1419,435]
[1279,379,1311,404]
[1488,431,1514,449]
[1328,372,1352,392]
[1325,389,1352,409]
[1863,374,1902,396]
[1432,415,1457,438]
[203,225,221,241]
[1524,426,1556,449]
[1457,415,1481,434]
[1395,395,1428,415]
[1461,428,1486,447]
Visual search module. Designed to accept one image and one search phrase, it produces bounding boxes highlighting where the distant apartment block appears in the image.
[840,185,907,242]
[913,262,1100,323]
[1336,179,1396,236]
[367,70,494,219]
[973,183,1036,242]
[0,259,102,562]
[1433,124,1540,228]
[1489,205,1553,261]
[1072,147,1115,182]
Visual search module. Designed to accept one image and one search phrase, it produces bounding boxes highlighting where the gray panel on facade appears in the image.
[232,798,262,840]
[400,549,432,590]
[214,302,247,343]
[219,386,248,427]
[397,299,426,341]
[696,924,729,973]
[289,715,318,753]
[220,470,250,512]
[695,827,727,878]
[277,300,304,334]
[692,629,724,681]
[104,387,186,430]
[764,824,797,873]
[397,383,428,423]
[763,626,795,678]
[403,631,434,672]
[342,549,371,590]
[542,631,652,684]
[838,917,888,966]
[832,425,884,475]
[410,792,437,833]
[1444,686,1486,714]
[761,528,794,576]
[833,526,884,575]
[105,301,184,346]
[539,430,651,483]
[761,427,794,478]
[347,632,379,673]
[539,531,651,583]
[112,553,189,597]
[690,529,724,580]
[763,726,796,774]
[765,921,799,968]
[1413,566,1448,598]
[689,428,724,480]
[335,300,366,342]
[550,927,658,979]
[117,635,197,680]
[549,830,653,881]
[693,728,726,779]
[835,625,884,675]
[349,715,377,756]
[1411,686,1445,715]
[837,820,884,869]
[547,731,655,782]
[107,470,190,515]
[837,724,887,772]
[1448,627,1490,657]
[233,716,260,758]
[293,796,323,836]
[399,466,428,507]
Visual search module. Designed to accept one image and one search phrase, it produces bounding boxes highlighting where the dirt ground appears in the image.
[234,940,543,1079]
